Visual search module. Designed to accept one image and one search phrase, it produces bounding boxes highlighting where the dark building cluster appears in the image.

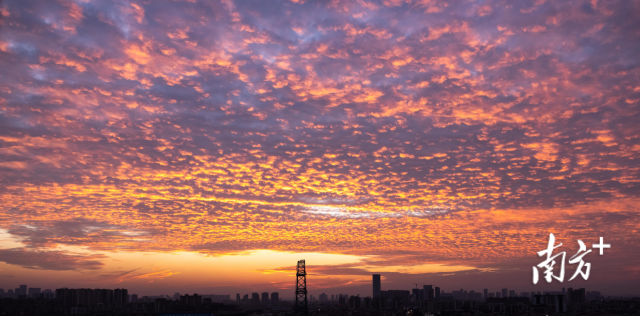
[1,278,639,316]
[0,285,246,315]
[235,292,280,306]
[299,275,637,316]
[0,285,55,300]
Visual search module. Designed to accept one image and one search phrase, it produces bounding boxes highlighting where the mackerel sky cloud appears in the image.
[0,0,639,295]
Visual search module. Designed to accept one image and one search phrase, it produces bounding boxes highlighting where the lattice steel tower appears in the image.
[294,259,307,316]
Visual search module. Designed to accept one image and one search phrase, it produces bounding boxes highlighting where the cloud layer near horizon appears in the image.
[0,0,639,287]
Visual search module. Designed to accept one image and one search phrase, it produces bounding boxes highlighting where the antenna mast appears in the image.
[294,260,307,316]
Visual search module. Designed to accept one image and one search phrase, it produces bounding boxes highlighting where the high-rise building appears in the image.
[501,288,508,298]
[236,293,240,303]
[423,285,433,301]
[180,294,202,308]
[568,288,585,304]
[271,292,279,305]
[435,287,440,301]
[372,274,381,298]
[28,288,41,299]
[261,292,269,305]
[252,293,259,305]
[348,295,361,310]
[483,289,488,300]
[412,288,420,302]
[364,296,372,309]
[495,292,501,298]
[114,289,128,304]
[509,290,515,298]
[243,294,249,304]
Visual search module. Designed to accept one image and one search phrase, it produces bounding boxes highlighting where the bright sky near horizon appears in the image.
[0,0,639,297]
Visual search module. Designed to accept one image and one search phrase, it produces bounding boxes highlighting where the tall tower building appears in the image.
[372,274,381,298]
[483,289,488,300]
[423,285,433,301]
[502,288,508,298]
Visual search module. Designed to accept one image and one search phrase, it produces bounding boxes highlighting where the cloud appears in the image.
[303,206,455,218]
[0,248,106,270]
[5,220,152,248]
[0,0,638,287]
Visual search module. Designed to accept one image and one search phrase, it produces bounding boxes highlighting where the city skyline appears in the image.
[1,0,639,299]
[0,272,627,299]
[0,274,623,315]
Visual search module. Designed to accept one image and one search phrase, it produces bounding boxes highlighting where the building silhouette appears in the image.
[55,288,129,306]
[180,293,202,309]
[372,274,381,298]
[424,285,434,301]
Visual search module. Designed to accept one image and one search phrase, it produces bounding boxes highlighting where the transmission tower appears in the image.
[294,259,307,316]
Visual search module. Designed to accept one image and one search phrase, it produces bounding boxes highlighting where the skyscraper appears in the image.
[114,288,128,304]
[271,292,279,306]
[483,289,488,300]
[262,292,269,305]
[423,285,433,301]
[372,274,381,298]
[501,288,508,298]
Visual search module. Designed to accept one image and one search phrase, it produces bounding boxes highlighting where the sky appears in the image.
[0,0,639,298]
